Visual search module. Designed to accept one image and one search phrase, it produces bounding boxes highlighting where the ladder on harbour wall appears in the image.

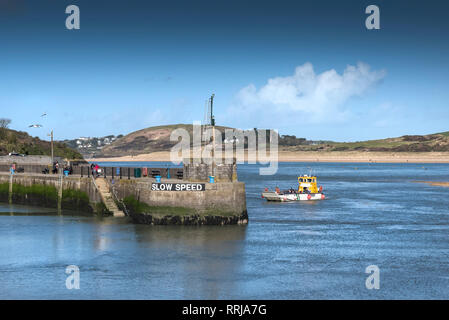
[93,177,125,217]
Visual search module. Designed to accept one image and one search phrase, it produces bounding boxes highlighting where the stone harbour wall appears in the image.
[0,173,102,212]
[111,178,246,215]
[183,160,238,182]
[0,172,248,225]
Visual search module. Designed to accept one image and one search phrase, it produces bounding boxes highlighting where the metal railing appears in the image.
[96,167,183,180]
[0,165,184,180]
[111,183,129,216]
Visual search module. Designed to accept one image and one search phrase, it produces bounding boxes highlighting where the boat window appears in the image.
[299,178,303,182]
[307,179,312,182]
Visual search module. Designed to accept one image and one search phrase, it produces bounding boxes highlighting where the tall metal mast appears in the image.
[210,94,216,176]
[210,93,215,126]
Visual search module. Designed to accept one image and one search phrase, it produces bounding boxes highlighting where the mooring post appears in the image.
[120,167,122,179]
[128,167,130,180]
[57,172,63,215]
[81,166,83,177]
[8,171,13,205]
[112,167,114,180]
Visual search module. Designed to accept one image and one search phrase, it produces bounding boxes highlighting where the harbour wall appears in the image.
[109,179,246,215]
[0,173,102,213]
[183,160,238,182]
[0,173,248,225]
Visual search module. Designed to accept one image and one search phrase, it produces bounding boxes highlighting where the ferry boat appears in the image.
[261,175,325,202]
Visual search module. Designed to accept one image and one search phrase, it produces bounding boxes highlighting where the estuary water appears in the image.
[1,162,449,299]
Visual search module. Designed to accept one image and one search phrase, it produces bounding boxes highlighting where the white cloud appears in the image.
[229,62,386,125]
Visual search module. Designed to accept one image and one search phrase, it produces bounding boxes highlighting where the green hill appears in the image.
[0,128,84,159]
[286,133,449,152]
[63,123,449,158]
[98,124,232,157]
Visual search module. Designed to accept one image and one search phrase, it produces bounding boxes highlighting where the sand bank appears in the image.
[87,151,449,163]
[413,181,449,188]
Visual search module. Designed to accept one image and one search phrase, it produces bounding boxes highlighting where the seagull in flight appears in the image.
[29,124,43,128]
[41,112,47,117]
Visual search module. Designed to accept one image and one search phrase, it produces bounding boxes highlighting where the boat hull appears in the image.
[262,192,325,202]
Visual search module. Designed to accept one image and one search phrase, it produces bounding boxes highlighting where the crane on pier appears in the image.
[203,94,216,176]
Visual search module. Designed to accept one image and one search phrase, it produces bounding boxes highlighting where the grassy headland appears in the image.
[0,127,83,159]
[285,131,449,153]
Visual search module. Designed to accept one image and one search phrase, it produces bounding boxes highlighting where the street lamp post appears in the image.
[29,123,53,166]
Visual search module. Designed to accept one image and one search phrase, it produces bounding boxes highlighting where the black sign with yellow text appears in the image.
[151,183,206,192]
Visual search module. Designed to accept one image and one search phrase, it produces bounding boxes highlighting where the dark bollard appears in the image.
[112,167,114,180]
[81,166,83,177]
[88,167,90,177]
[120,167,122,179]
[128,167,130,180]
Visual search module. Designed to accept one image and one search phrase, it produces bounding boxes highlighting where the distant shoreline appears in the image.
[86,151,449,163]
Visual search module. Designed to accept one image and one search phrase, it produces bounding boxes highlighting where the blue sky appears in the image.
[1,0,449,142]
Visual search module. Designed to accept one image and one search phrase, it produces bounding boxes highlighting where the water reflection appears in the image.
[91,217,126,252]
[131,224,248,299]
[0,203,56,216]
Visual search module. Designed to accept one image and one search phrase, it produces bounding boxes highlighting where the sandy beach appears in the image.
[87,151,449,163]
